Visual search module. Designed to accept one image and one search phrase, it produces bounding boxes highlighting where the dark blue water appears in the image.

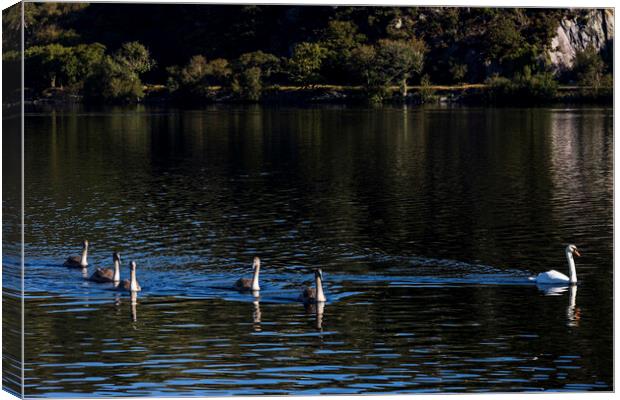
[9,105,614,395]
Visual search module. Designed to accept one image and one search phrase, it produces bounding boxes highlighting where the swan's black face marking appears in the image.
[315,268,323,281]
[113,252,121,263]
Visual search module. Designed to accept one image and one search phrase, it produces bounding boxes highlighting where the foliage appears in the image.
[229,51,280,100]
[348,44,377,87]
[231,67,262,101]
[21,2,87,47]
[84,55,144,102]
[287,42,328,86]
[486,70,558,103]
[206,58,233,85]
[174,55,209,89]
[237,51,280,78]
[319,20,366,82]
[449,62,468,83]
[349,38,425,100]
[65,43,107,90]
[17,4,611,103]
[113,41,156,75]
[167,55,232,98]
[82,41,154,102]
[418,74,436,103]
[572,46,605,85]
[571,45,613,100]
[25,44,73,89]
[375,38,425,96]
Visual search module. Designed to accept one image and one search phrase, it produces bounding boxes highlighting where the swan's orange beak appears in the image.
[574,249,581,257]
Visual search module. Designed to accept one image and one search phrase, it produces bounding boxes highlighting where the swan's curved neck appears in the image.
[315,274,326,302]
[81,246,89,267]
[251,262,260,291]
[130,269,139,291]
[565,250,577,284]
[113,259,121,283]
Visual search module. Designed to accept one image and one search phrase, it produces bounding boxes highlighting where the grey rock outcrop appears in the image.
[549,9,614,72]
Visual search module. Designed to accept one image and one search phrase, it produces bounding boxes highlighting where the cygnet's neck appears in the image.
[113,259,121,283]
[130,268,139,291]
[251,262,260,291]
[315,274,326,302]
[81,246,89,267]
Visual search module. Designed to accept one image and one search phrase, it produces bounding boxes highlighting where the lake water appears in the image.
[6,105,614,395]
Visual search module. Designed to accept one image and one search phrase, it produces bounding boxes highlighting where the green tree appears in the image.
[374,38,425,96]
[84,55,144,102]
[287,42,328,86]
[22,2,86,47]
[348,44,377,88]
[25,43,72,89]
[349,38,425,101]
[572,45,612,98]
[237,51,280,78]
[231,51,280,100]
[178,55,209,87]
[63,43,106,90]
[83,42,154,102]
[113,41,155,75]
[485,14,523,64]
[572,46,605,87]
[319,20,366,83]
[206,58,232,85]
[232,67,262,101]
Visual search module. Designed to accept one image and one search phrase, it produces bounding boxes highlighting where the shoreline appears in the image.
[16,83,613,108]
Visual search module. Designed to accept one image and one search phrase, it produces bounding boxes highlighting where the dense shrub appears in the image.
[24,42,106,93]
[231,67,262,101]
[418,74,436,103]
[83,42,154,102]
[319,20,366,83]
[486,70,558,103]
[286,42,328,86]
[167,55,231,99]
[572,45,613,99]
[84,56,144,102]
[231,51,280,100]
[25,44,73,90]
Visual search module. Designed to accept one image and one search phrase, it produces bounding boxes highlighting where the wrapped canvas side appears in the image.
[2,2,24,398]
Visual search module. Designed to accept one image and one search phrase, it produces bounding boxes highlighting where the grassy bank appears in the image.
[27,83,611,107]
[147,83,612,105]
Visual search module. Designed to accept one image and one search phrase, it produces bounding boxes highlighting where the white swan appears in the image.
[533,244,580,285]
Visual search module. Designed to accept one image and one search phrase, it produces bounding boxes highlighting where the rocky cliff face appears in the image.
[549,9,614,72]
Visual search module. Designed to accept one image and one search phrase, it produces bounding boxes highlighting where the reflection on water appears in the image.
[15,105,613,395]
[304,301,325,331]
[536,284,581,328]
[252,298,261,331]
[566,285,581,328]
[130,292,138,323]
